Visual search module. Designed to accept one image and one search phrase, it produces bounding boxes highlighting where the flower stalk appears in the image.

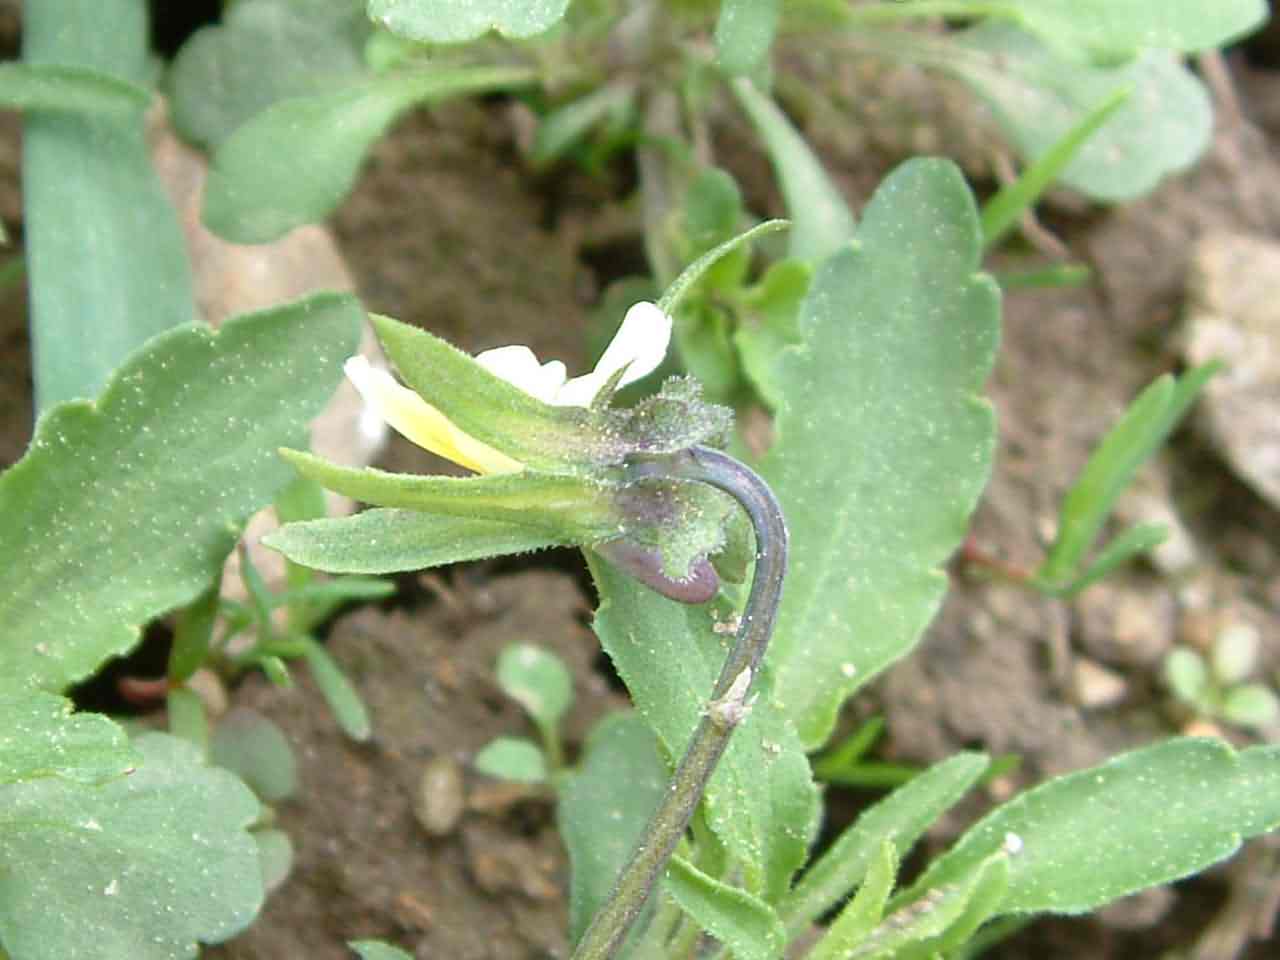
[572,445,789,960]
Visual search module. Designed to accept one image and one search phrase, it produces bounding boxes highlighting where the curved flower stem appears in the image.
[572,445,789,960]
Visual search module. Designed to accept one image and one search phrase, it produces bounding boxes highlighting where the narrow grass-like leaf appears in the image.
[664,854,785,960]
[981,87,1128,250]
[760,158,999,748]
[903,738,1280,916]
[168,583,220,683]
[0,63,149,113]
[531,84,635,167]
[0,733,262,960]
[715,0,782,75]
[0,293,362,692]
[807,840,898,960]
[1042,522,1168,597]
[204,66,535,242]
[588,556,820,900]
[0,689,136,786]
[657,219,789,317]
[264,508,560,574]
[731,78,854,262]
[1038,363,1216,586]
[558,713,668,944]
[23,0,195,411]
[368,0,570,43]
[782,752,989,934]
[949,23,1211,201]
[302,637,372,741]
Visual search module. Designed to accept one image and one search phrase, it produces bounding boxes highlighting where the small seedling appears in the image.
[1165,624,1280,733]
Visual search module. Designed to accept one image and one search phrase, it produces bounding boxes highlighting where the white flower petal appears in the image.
[553,372,608,407]
[593,301,672,389]
[474,345,562,402]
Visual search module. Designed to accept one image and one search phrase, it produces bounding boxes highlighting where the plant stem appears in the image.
[571,446,789,960]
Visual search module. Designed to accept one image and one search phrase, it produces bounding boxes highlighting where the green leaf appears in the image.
[0,292,362,692]
[302,637,372,741]
[1003,0,1267,61]
[587,556,820,900]
[254,828,294,894]
[715,0,782,75]
[734,259,810,409]
[166,687,210,755]
[474,737,548,784]
[169,0,369,149]
[657,219,789,317]
[664,854,786,960]
[0,689,136,786]
[807,840,898,960]
[859,853,1010,960]
[731,78,855,262]
[1038,363,1216,585]
[981,87,1128,250]
[531,83,635,167]
[0,63,149,114]
[496,643,574,735]
[1163,648,1209,705]
[905,738,1280,916]
[265,508,560,574]
[169,583,220,683]
[1221,685,1280,730]
[781,752,989,934]
[203,66,534,243]
[949,23,1212,201]
[23,0,196,412]
[558,713,668,944]
[894,853,1010,960]
[0,732,263,960]
[367,0,570,43]
[761,158,999,749]
[350,941,414,960]
[209,708,298,803]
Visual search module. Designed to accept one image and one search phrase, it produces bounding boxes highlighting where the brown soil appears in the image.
[2,30,1279,960]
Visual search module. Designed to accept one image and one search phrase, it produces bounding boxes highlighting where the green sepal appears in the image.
[280,448,624,539]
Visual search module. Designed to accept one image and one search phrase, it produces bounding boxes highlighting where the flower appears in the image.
[344,302,673,475]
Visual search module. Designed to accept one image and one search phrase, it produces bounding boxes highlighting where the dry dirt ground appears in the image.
[2,25,1279,960]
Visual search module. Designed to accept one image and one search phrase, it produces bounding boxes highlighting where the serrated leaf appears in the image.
[474,736,547,784]
[0,732,263,960]
[210,708,297,803]
[170,0,369,149]
[203,66,534,243]
[0,292,362,692]
[0,63,149,113]
[731,78,854,262]
[781,753,989,934]
[368,0,570,43]
[302,637,372,741]
[1003,0,1267,62]
[905,738,1280,916]
[760,158,999,749]
[949,22,1211,201]
[807,840,898,960]
[1038,363,1216,585]
[664,854,785,960]
[715,0,781,75]
[558,713,668,944]
[587,555,819,900]
[23,0,195,412]
[264,508,560,573]
[497,643,573,734]
[350,941,413,960]
[0,689,136,786]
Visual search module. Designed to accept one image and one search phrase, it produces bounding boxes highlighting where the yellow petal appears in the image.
[344,357,523,475]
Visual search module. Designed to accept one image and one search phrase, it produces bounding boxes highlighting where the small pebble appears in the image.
[415,756,465,837]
